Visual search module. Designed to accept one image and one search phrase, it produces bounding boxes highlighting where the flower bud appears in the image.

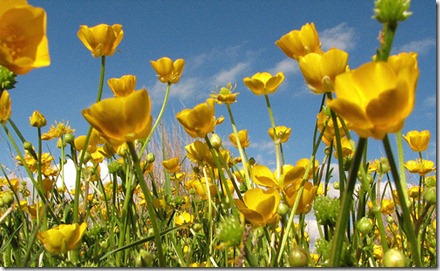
[373,0,412,24]
[424,176,436,188]
[209,133,222,149]
[135,249,154,267]
[1,191,14,207]
[356,217,373,234]
[216,216,244,247]
[277,202,290,216]
[383,248,407,267]
[424,187,436,205]
[23,141,33,151]
[0,66,17,90]
[289,247,309,267]
[29,110,47,128]
[146,152,155,163]
[108,161,123,174]
[64,133,75,145]
[333,181,340,190]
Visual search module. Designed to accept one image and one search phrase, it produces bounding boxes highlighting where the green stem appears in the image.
[140,83,171,157]
[127,141,165,266]
[329,137,367,266]
[382,134,422,266]
[264,94,282,179]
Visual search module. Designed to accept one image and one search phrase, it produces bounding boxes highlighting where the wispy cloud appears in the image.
[423,94,436,107]
[320,23,357,51]
[269,58,299,77]
[213,62,250,85]
[396,37,435,55]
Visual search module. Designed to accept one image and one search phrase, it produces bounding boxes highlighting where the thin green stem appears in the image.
[329,137,367,266]
[264,94,282,179]
[382,134,422,266]
[127,141,165,266]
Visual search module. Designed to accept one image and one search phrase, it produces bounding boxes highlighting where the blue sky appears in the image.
[4,1,436,174]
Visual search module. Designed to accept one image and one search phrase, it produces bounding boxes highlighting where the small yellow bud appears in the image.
[29,110,47,128]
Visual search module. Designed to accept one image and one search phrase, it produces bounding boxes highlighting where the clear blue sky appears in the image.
[4,1,436,175]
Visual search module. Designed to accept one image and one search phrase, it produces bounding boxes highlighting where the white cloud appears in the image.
[213,62,250,85]
[396,38,435,55]
[269,58,299,76]
[56,159,111,191]
[423,94,436,107]
[320,23,357,51]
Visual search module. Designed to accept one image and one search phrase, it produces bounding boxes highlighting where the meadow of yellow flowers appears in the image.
[0,0,436,267]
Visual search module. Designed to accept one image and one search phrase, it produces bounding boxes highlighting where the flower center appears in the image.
[0,24,26,61]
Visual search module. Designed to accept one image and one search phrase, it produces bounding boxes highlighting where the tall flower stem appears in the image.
[264,94,282,179]
[383,134,422,266]
[127,141,165,266]
[329,137,367,266]
[139,83,171,157]
[226,104,251,188]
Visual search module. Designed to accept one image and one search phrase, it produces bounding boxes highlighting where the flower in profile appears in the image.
[162,157,180,174]
[404,159,435,176]
[298,48,349,94]
[234,187,280,226]
[185,178,217,200]
[243,72,285,96]
[74,128,103,153]
[176,98,215,138]
[29,110,46,128]
[229,129,250,149]
[107,75,136,97]
[41,121,75,140]
[268,126,292,143]
[296,158,319,180]
[316,110,345,145]
[284,180,317,214]
[0,90,12,123]
[380,199,395,215]
[327,52,419,139]
[82,89,153,146]
[276,23,323,60]
[403,130,430,152]
[174,211,194,226]
[77,24,124,57]
[251,164,304,189]
[211,83,239,105]
[0,0,50,74]
[37,223,87,255]
[150,57,185,84]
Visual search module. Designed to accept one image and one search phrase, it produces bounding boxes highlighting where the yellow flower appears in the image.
[37,223,87,255]
[284,180,317,214]
[404,159,435,176]
[407,185,423,199]
[299,48,349,94]
[380,199,395,215]
[107,74,136,97]
[333,137,355,159]
[327,52,419,139]
[174,211,194,226]
[186,178,217,200]
[82,89,153,146]
[162,157,180,174]
[276,23,323,60]
[251,164,303,189]
[74,128,102,153]
[150,57,185,84]
[268,125,292,143]
[296,158,319,180]
[403,130,430,152]
[0,0,50,74]
[41,121,75,140]
[234,187,280,226]
[176,98,215,138]
[229,129,250,149]
[316,110,345,145]
[29,110,46,128]
[243,72,285,96]
[211,83,239,105]
[77,24,124,57]
[0,90,12,123]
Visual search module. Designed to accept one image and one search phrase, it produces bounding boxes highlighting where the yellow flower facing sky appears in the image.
[284,180,318,214]
[82,89,153,146]
[243,72,285,96]
[268,125,292,143]
[150,57,185,84]
[162,157,181,174]
[276,22,323,60]
[176,98,216,138]
[403,130,431,152]
[0,0,50,74]
[37,223,87,255]
[327,52,419,139]
[77,24,124,57]
[107,74,136,97]
[229,129,250,149]
[298,48,349,94]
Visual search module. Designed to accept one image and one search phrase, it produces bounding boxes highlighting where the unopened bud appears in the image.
[29,110,47,128]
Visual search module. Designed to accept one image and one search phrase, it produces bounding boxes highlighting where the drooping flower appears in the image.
[284,180,318,214]
[0,90,12,123]
[0,0,50,74]
[268,126,292,143]
[327,52,419,139]
[82,89,153,146]
[150,57,185,84]
[37,223,87,255]
[77,24,124,57]
[229,129,250,149]
[234,187,280,226]
[243,72,285,96]
[107,74,136,97]
[298,48,349,94]
[276,23,323,60]
[403,130,431,152]
[176,98,215,138]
